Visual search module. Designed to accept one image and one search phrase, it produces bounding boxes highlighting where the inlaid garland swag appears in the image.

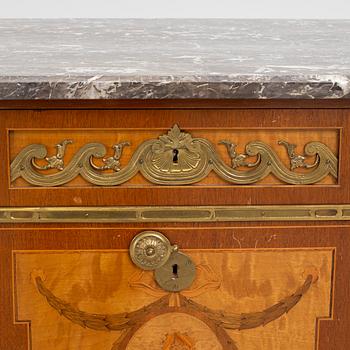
[34,273,314,350]
[10,125,338,186]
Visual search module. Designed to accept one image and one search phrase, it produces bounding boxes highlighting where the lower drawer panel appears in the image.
[1,224,348,349]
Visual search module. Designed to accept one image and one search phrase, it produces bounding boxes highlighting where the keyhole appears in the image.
[172,264,179,279]
[173,149,179,163]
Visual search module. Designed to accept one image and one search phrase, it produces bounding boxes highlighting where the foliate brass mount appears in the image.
[31,139,73,171]
[219,140,261,169]
[129,231,196,292]
[278,140,320,170]
[90,141,130,171]
[10,124,338,186]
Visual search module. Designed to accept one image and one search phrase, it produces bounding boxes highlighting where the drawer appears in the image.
[0,107,348,207]
[1,223,348,350]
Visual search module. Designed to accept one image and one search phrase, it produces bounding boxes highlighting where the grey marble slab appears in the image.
[0,19,350,100]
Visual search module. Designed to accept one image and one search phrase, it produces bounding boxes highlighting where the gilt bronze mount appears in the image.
[10,125,338,187]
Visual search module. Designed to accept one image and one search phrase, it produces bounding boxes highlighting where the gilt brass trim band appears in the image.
[10,125,338,187]
[1,205,350,223]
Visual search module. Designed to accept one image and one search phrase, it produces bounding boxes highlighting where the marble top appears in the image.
[0,19,350,100]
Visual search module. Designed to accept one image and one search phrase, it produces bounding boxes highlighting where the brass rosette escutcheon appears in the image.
[129,231,174,270]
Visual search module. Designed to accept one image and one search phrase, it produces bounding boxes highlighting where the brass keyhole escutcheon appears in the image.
[172,263,179,278]
[129,231,196,292]
[155,251,196,292]
[172,149,179,163]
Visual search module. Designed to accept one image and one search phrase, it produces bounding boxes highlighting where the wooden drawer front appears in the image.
[9,127,338,187]
[1,224,348,350]
[0,108,348,206]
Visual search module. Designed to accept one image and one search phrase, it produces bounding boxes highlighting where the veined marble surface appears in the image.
[0,19,350,100]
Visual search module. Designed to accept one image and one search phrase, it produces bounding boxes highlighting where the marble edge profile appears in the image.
[0,74,349,99]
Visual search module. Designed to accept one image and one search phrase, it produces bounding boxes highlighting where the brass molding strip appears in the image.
[1,205,350,223]
[10,125,338,187]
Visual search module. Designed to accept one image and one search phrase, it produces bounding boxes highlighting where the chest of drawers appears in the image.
[1,19,350,350]
[0,99,349,350]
